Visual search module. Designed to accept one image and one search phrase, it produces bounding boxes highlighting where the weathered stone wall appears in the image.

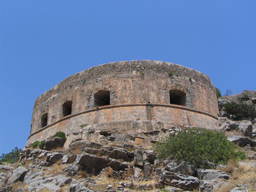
[28,60,219,146]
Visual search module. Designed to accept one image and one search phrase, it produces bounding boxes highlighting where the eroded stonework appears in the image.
[27,60,219,147]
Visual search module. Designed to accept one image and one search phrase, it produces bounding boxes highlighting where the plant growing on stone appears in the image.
[154,128,245,168]
[31,140,45,149]
[38,140,46,149]
[53,131,66,140]
[31,141,40,148]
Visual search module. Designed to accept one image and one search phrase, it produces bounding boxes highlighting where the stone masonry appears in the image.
[27,60,219,147]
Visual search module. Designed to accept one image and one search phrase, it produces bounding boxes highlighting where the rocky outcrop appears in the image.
[197,169,230,180]
[7,166,28,184]
[43,136,66,150]
[76,153,129,175]
[160,170,200,190]
[227,136,256,147]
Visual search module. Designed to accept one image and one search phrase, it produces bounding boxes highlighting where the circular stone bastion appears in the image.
[27,60,219,147]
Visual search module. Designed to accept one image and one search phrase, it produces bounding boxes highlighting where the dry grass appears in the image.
[12,182,29,191]
[217,159,256,192]
[90,172,158,192]
[218,159,238,174]
[44,163,66,175]
[224,130,243,137]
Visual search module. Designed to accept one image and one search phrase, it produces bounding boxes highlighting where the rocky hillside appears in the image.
[1,91,256,192]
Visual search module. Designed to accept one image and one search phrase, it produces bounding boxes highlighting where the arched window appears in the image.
[63,101,72,117]
[169,90,186,106]
[41,113,48,128]
[94,90,110,107]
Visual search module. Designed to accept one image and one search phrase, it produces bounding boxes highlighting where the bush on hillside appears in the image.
[223,102,256,120]
[31,140,45,149]
[154,128,245,168]
[0,147,22,164]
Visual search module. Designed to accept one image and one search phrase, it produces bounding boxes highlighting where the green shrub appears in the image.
[0,147,22,164]
[31,140,45,149]
[31,141,41,149]
[53,131,66,139]
[39,140,46,149]
[223,102,256,120]
[154,128,245,168]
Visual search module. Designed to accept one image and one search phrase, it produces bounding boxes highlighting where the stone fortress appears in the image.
[27,60,219,147]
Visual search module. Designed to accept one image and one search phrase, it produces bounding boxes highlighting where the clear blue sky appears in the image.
[0,0,255,154]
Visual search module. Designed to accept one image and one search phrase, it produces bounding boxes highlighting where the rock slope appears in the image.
[1,91,256,192]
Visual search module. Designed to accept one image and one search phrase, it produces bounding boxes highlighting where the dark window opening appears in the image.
[169,90,186,106]
[41,113,48,128]
[94,90,110,107]
[63,101,72,117]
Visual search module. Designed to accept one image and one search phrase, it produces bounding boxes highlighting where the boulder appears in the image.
[227,136,256,147]
[46,152,63,165]
[133,150,144,167]
[62,154,76,164]
[109,148,134,162]
[64,164,80,176]
[133,149,155,167]
[197,169,230,180]
[219,117,239,131]
[26,174,72,192]
[160,171,200,190]
[43,136,66,150]
[69,141,102,151]
[77,153,128,175]
[143,150,156,164]
[165,161,196,176]
[133,167,142,178]
[143,162,152,178]
[70,183,95,192]
[237,120,252,136]
[24,170,44,185]
[251,124,256,138]
[199,180,227,192]
[7,166,28,184]
[230,185,248,192]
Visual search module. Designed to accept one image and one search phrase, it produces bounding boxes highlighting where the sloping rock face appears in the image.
[2,90,256,191]
[7,166,28,184]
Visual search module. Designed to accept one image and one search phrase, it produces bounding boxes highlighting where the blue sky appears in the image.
[0,0,255,154]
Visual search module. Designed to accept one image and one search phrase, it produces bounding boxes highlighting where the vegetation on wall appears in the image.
[53,131,66,140]
[31,140,45,149]
[30,132,66,149]
[154,128,245,168]
[0,147,22,164]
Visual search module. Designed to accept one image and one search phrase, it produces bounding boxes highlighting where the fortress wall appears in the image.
[28,60,219,145]
[27,104,218,146]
